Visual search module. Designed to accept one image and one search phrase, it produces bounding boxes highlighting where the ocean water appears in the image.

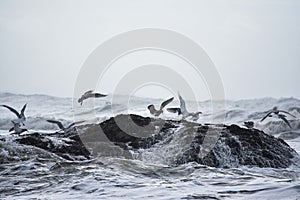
[0,92,300,199]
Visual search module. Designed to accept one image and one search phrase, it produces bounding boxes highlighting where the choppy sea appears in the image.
[1,92,300,199]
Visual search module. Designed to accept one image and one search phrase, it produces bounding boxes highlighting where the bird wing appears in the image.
[79,90,93,101]
[66,120,85,129]
[167,107,181,114]
[9,127,14,132]
[20,103,27,117]
[160,97,174,110]
[74,120,85,124]
[260,111,273,122]
[278,114,292,129]
[84,90,93,95]
[93,93,108,98]
[47,120,65,130]
[178,93,187,114]
[1,105,21,118]
[66,122,76,130]
[278,110,296,118]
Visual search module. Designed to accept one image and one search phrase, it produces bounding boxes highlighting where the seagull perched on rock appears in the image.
[147,97,174,117]
[167,92,202,121]
[243,121,254,129]
[261,106,296,128]
[9,121,28,135]
[1,104,27,125]
[46,119,83,133]
[78,90,107,106]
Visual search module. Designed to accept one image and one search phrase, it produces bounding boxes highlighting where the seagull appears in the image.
[47,120,76,133]
[46,119,84,133]
[277,114,292,129]
[187,111,203,121]
[1,104,27,125]
[261,106,296,128]
[147,97,174,117]
[244,121,254,129]
[78,90,107,106]
[167,92,202,121]
[9,121,28,135]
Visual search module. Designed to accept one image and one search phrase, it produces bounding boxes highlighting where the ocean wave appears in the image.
[1,92,300,133]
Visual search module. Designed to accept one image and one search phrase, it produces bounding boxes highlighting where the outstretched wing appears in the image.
[178,92,187,114]
[278,114,292,129]
[260,111,273,122]
[84,90,93,95]
[278,110,296,118]
[65,120,85,130]
[1,105,20,118]
[93,93,107,98]
[20,103,27,117]
[66,122,76,130]
[167,107,181,114]
[75,120,85,124]
[47,119,65,130]
[160,97,174,110]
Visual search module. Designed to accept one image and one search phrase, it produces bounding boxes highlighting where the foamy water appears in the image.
[1,92,300,199]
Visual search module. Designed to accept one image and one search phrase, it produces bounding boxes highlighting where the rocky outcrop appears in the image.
[176,124,296,168]
[10,114,299,168]
[16,132,90,160]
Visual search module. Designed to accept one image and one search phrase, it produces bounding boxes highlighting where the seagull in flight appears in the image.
[1,104,27,125]
[167,92,202,121]
[147,97,174,117]
[78,90,107,106]
[261,106,296,128]
[46,119,84,133]
[277,114,292,129]
[9,121,28,135]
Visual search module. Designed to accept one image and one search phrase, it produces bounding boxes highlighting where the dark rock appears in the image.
[11,114,299,168]
[16,132,90,160]
[99,114,178,149]
[176,124,297,168]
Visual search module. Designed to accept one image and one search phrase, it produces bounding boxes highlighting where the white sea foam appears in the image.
[0,92,300,199]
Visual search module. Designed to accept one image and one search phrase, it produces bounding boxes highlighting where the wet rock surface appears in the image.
[8,114,299,168]
[176,124,297,168]
[16,132,91,161]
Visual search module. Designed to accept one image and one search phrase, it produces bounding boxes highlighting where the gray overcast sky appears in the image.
[0,0,299,100]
